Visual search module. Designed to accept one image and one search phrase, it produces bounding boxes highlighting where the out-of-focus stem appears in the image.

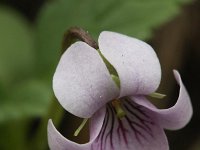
[30,97,64,150]
[62,27,98,53]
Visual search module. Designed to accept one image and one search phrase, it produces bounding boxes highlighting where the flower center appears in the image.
[111,99,126,118]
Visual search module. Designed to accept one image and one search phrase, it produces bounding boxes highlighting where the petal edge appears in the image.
[133,70,193,130]
[48,106,106,150]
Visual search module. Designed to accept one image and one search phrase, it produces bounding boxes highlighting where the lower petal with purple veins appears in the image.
[48,99,169,150]
[91,99,169,150]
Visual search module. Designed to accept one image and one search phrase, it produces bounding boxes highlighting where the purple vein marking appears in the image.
[117,119,129,147]
[123,104,154,138]
[93,99,156,150]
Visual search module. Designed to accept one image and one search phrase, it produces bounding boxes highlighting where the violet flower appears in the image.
[48,31,192,150]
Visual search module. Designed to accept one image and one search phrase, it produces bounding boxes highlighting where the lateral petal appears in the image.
[98,31,161,97]
[48,107,106,150]
[53,41,119,118]
[133,70,193,130]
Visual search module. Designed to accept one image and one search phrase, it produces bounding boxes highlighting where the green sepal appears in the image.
[111,74,120,88]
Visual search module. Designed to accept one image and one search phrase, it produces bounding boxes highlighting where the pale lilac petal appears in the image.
[53,41,119,118]
[92,101,168,150]
[133,70,193,130]
[98,31,161,97]
[48,107,106,150]
[48,120,88,150]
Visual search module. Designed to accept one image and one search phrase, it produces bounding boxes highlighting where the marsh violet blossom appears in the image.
[48,31,192,150]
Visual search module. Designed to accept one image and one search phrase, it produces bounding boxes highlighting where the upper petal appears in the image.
[133,70,193,130]
[48,107,106,150]
[53,41,119,118]
[98,31,161,97]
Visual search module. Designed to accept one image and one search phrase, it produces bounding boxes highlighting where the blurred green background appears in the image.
[0,0,199,149]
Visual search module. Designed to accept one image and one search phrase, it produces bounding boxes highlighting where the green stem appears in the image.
[62,27,98,53]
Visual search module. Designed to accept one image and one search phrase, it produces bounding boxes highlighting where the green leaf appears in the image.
[0,6,53,122]
[36,0,192,79]
[0,78,52,148]
[0,7,34,87]
[0,120,28,150]
[0,7,53,149]
[0,79,52,123]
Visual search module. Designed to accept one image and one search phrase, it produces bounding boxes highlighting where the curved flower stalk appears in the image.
[48,31,192,150]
